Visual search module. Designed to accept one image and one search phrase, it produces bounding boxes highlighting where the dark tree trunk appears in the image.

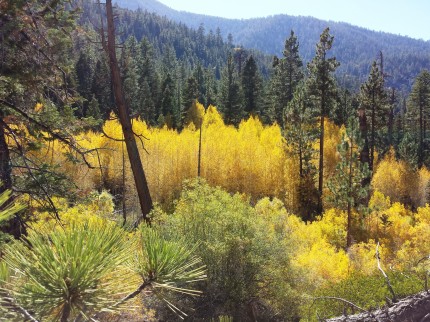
[317,114,324,214]
[0,115,23,238]
[358,108,371,204]
[387,88,395,148]
[370,93,375,172]
[105,0,152,225]
[346,136,353,249]
[327,291,430,322]
[0,116,12,194]
[358,109,370,174]
[419,100,424,167]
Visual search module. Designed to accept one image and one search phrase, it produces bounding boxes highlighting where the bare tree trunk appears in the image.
[105,0,152,224]
[0,116,12,194]
[327,291,430,322]
[197,123,202,177]
[358,108,371,199]
[317,114,324,214]
[346,134,353,248]
[0,115,23,238]
[387,88,395,148]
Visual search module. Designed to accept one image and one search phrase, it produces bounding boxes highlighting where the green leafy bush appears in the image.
[153,179,302,320]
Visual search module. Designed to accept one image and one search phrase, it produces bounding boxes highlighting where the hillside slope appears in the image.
[115,0,430,91]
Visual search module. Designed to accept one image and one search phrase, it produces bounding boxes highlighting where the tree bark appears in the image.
[0,115,23,238]
[358,108,371,192]
[327,291,430,322]
[317,114,324,214]
[105,0,152,224]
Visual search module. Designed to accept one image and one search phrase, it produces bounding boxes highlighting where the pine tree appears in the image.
[92,58,114,118]
[219,53,244,125]
[359,61,387,172]
[193,63,207,106]
[87,95,102,121]
[182,76,199,126]
[75,51,96,117]
[307,27,340,214]
[0,0,80,236]
[121,37,140,115]
[137,38,160,125]
[270,30,304,126]
[284,83,319,220]
[406,70,430,167]
[160,73,177,128]
[205,67,218,108]
[327,117,370,248]
[242,55,263,116]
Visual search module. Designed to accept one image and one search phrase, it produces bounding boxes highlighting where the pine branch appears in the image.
[0,99,96,169]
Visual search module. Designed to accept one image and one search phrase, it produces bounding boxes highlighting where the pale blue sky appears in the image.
[156,0,430,41]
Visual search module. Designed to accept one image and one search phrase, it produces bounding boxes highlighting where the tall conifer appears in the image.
[307,27,339,214]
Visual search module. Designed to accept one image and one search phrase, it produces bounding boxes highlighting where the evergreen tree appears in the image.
[333,88,357,126]
[387,88,398,148]
[307,27,340,214]
[75,51,95,117]
[0,0,81,236]
[327,117,370,248]
[137,38,160,125]
[270,30,304,126]
[92,58,114,118]
[205,67,218,107]
[284,83,319,220]
[219,53,244,125]
[87,95,102,121]
[182,76,199,126]
[160,73,177,128]
[193,63,206,106]
[242,55,263,116]
[121,37,140,115]
[406,70,430,167]
[359,61,388,172]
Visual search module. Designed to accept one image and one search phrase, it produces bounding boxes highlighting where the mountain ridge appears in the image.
[114,0,430,91]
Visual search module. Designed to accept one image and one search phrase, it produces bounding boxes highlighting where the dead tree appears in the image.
[327,291,430,322]
[105,0,152,224]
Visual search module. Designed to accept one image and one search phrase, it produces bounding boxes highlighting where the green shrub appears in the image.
[153,179,302,320]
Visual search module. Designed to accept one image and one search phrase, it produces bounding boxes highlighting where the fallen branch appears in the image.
[376,242,397,302]
[327,291,430,322]
[312,296,381,322]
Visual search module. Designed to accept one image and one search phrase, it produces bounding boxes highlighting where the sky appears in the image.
[155,0,430,41]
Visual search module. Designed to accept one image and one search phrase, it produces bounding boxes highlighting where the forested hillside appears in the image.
[1,0,430,321]
[116,0,430,91]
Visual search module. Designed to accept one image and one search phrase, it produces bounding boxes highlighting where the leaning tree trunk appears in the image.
[327,291,430,322]
[105,0,152,224]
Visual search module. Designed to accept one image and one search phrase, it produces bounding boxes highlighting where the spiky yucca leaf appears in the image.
[126,226,206,319]
[135,226,207,294]
[0,189,25,223]
[2,221,134,321]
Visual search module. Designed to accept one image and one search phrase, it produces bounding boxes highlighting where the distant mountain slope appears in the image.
[115,0,430,91]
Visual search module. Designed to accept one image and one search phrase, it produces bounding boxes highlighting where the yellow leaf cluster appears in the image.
[372,149,423,206]
[30,191,115,233]
[52,106,299,207]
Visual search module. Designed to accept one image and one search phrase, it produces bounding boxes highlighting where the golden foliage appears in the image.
[372,149,421,206]
[52,106,297,207]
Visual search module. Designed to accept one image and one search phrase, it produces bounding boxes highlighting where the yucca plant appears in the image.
[0,188,25,320]
[0,189,25,223]
[2,221,134,321]
[125,226,207,318]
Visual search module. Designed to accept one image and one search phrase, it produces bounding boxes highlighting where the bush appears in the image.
[153,179,302,321]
